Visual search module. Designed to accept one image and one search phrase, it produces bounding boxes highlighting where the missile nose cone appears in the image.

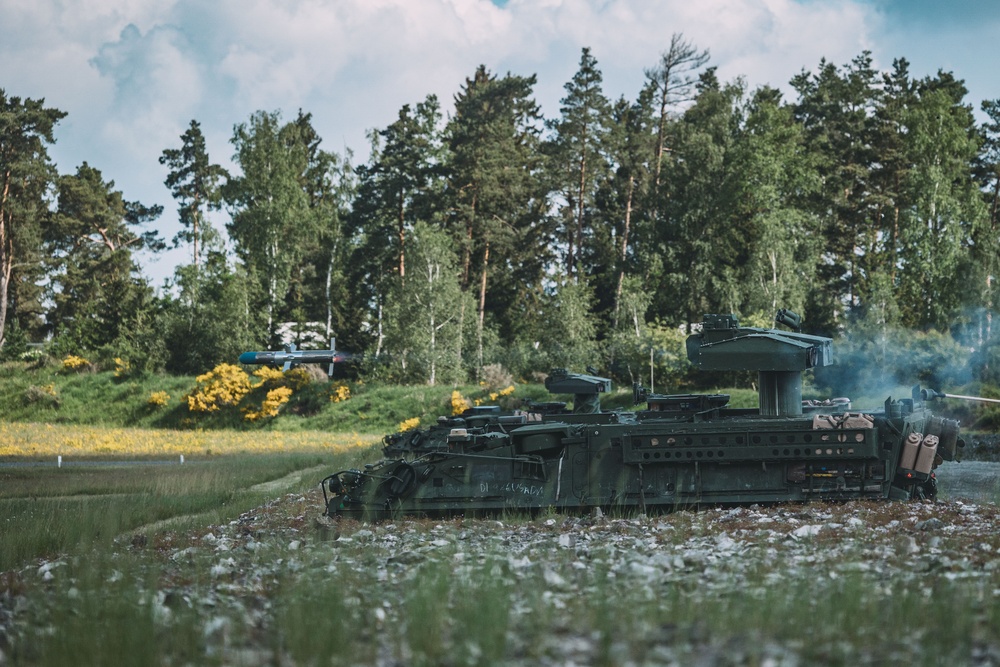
[238,352,256,365]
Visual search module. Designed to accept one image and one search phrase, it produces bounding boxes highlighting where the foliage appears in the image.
[3,44,1000,385]
[382,221,465,385]
[61,354,91,372]
[159,119,226,268]
[23,383,59,407]
[146,390,170,407]
[186,363,253,412]
[480,363,514,391]
[0,90,66,350]
[161,256,264,375]
[243,386,293,422]
[450,390,471,415]
[397,416,421,432]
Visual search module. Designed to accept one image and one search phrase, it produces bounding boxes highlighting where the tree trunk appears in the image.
[398,189,406,281]
[612,174,635,330]
[477,241,490,373]
[0,172,12,348]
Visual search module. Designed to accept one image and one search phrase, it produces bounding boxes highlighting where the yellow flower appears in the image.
[61,355,90,372]
[450,390,471,415]
[252,366,285,386]
[188,363,252,412]
[397,417,420,432]
[147,391,170,407]
[330,384,351,403]
[243,386,293,421]
[0,422,380,458]
[283,367,312,391]
[114,357,130,377]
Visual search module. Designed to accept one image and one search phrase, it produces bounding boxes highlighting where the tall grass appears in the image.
[11,534,997,666]
[0,451,370,571]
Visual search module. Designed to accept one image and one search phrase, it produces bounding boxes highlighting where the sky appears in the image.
[3,0,998,287]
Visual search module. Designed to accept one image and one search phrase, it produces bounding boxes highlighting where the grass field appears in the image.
[2,404,999,664]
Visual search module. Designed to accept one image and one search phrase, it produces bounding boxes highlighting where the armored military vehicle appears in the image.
[238,313,964,519]
[309,311,962,520]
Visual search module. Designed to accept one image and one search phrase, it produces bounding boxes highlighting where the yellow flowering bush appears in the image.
[283,367,313,391]
[330,383,351,403]
[61,355,91,372]
[397,417,421,432]
[187,363,252,412]
[114,357,130,377]
[147,391,170,407]
[451,390,472,415]
[489,385,516,401]
[244,386,293,422]
[253,366,285,385]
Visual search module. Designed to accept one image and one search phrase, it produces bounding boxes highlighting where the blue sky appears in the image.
[2,0,997,285]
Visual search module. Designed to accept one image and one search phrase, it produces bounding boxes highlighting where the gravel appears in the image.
[4,486,1000,666]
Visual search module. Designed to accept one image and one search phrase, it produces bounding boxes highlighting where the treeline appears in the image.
[3,35,1000,389]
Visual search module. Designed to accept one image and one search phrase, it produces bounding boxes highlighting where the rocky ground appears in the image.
[5,481,1000,666]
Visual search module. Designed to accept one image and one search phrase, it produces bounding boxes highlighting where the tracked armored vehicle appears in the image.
[242,313,963,519]
[314,312,963,520]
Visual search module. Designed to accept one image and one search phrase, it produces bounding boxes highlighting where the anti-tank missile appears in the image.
[239,342,347,374]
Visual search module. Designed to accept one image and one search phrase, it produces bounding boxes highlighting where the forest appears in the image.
[3,35,1000,395]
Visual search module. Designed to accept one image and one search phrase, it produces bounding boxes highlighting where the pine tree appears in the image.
[0,90,66,348]
[159,120,227,271]
[546,47,612,279]
[445,65,548,372]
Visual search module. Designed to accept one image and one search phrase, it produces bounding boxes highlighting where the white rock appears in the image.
[543,569,567,588]
[508,556,533,570]
[790,525,823,539]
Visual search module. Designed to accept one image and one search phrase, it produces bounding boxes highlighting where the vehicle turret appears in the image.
[686,312,832,416]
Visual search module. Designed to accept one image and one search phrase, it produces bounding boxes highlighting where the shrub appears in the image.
[480,363,513,391]
[450,390,471,415]
[330,384,351,403]
[187,364,252,412]
[398,417,421,432]
[253,366,285,385]
[283,367,313,391]
[146,391,170,407]
[24,384,59,408]
[113,357,131,378]
[61,355,92,373]
[244,386,294,422]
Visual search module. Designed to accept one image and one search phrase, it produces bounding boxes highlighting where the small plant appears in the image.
[146,391,170,407]
[283,367,313,391]
[252,366,285,385]
[61,355,91,373]
[398,417,420,432]
[187,363,252,413]
[489,384,516,401]
[113,357,131,378]
[244,386,294,421]
[451,390,471,415]
[480,363,513,391]
[24,384,59,408]
[330,384,351,403]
